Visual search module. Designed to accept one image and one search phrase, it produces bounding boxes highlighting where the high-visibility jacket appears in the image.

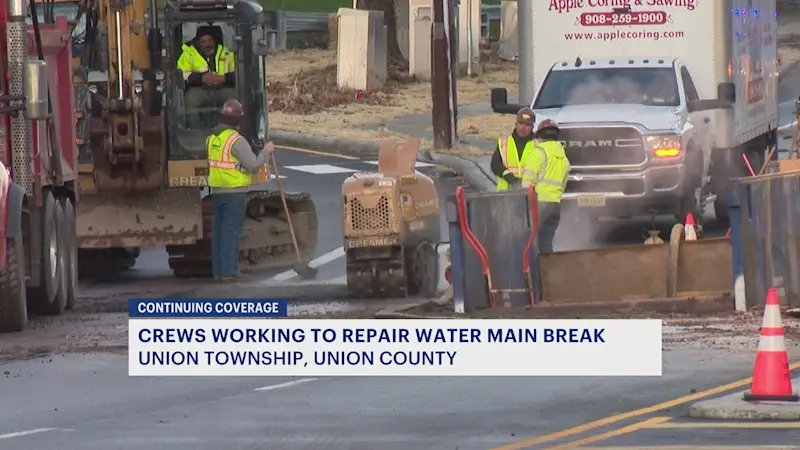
[496,135,534,191]
[497,138,571,203]
[176,43,235,81]
[207,128,251,188]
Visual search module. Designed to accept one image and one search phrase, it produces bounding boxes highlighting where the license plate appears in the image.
[577,195,606,207]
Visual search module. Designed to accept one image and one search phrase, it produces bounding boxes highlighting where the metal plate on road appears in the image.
[577,195,606,207]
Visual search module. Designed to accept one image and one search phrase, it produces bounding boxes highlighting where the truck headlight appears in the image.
[646,135,682,159]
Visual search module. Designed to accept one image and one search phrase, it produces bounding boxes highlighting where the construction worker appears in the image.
[207,100,276,281]
[529,119,571,253]
[177,26,236,128]
[490,107,536,191]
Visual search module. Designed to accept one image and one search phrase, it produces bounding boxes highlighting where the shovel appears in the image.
[268,151,317,279]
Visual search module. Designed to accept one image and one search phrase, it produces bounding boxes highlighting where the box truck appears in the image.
[491,0,778,222]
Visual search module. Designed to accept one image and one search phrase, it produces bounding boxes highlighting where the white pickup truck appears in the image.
[491,0,778,222]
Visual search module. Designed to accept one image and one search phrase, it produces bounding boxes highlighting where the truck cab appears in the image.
[493,57,708,220]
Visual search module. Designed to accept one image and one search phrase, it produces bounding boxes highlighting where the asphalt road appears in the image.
[0,350,798,449]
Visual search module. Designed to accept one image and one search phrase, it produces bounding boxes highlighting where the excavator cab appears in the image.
[163,0,269,161]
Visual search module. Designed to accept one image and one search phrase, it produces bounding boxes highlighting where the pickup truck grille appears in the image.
[559,127,644,166]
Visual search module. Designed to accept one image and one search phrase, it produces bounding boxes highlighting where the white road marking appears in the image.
[363,160,436,168]
[268,174,288,179]
[0,428,62,440]
[265,246,347,282]
[285,164,357,174]
[254,377,318,391]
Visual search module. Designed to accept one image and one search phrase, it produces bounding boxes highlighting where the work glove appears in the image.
[502,172,521,189]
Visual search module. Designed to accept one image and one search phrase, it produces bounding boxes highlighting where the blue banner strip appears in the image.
[129,298,289,318]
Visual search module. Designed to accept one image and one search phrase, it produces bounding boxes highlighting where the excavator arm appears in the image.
[82,0,163,191]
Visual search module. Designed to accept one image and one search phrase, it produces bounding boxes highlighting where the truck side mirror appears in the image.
[23,60,48,120]
[717,82,735,103]
[491,87,524,114]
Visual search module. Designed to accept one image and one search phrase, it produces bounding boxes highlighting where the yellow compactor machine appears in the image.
[48,0,317,277]
[341,139,441,298]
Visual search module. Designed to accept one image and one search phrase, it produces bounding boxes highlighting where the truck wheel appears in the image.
[32,192,64,314]
[0,234,28,332]
[60,199,78,309]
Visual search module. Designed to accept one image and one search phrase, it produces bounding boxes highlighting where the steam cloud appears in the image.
[562,71,678,106]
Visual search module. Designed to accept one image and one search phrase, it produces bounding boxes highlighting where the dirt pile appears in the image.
[266,49,517,146]
[268,64,397,115]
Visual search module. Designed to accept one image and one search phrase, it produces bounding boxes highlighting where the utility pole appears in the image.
[447,0,458,142]
[466,0,473,77]
[432,0,455,149]
[517,0,534,106]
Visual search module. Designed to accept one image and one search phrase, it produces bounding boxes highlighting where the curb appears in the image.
[688,380,800,420]
[271,129,496,190]
[271,130,380,155]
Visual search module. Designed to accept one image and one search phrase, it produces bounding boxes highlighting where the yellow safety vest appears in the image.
[176,44,235,81]
[207,129,251,188]
[497,138,570,203]
[496,136,535,191]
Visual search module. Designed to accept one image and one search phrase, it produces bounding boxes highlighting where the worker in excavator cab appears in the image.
[207,100,276,282]
[491,107,537,191]
[177,26,237,129]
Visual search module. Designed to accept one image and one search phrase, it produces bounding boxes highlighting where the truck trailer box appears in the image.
[530,0,778,148]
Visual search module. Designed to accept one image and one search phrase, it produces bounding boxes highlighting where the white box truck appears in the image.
[491,0,778,222]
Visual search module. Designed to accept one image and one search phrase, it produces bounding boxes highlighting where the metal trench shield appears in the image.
[446,189,540,311]
[736,172,800,308]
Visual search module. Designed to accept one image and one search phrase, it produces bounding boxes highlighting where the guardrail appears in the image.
[267,5,502,50]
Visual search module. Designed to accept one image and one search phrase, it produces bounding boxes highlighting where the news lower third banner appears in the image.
[128,299,663,377]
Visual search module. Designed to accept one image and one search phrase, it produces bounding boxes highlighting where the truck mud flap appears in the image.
[77,188,202,248]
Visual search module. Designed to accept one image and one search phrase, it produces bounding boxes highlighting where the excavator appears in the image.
[50,0,318,277]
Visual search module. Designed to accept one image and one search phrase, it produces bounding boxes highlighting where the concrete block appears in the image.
[498,1,518,61]
[409,0,432,81]
[689,377,800,420]
[457,0,481,67]
[336,8,388,91]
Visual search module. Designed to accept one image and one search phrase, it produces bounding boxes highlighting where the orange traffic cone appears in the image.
[743,288,799,402]
[684,213,697,241]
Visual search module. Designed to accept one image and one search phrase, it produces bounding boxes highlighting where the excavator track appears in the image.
[166,190,318,277]
[345,241,439,298]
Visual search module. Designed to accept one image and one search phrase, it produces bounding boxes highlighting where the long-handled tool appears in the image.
[268,151,318,279]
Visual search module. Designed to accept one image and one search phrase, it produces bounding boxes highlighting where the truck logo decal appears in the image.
[560,139,641,148]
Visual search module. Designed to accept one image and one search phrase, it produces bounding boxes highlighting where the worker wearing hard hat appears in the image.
[492,111,571,253]
[206,100,276,281]
[490,107,537,191]
[177,26,236,129]
[528,119,571,253]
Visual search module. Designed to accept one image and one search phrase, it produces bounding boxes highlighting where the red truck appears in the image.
[0,0,78,332]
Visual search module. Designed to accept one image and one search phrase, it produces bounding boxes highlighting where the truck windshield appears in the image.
[534,67,680,109]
